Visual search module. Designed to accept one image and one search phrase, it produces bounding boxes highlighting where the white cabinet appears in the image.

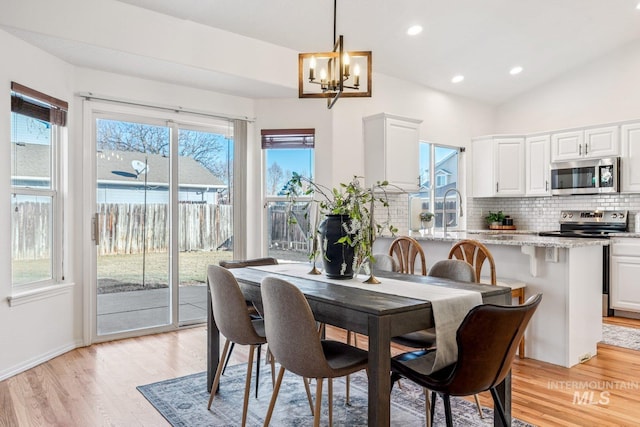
[363,113,422,191]
[621,122,640,193]
[611,239,640,313]
[551,126,619,162]
[472,136,525,197]
[525,134,550,196]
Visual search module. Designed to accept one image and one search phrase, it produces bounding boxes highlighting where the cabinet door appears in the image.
[551,130,583,161]
[472,137,495,197]
[385,118,420,190]
[621,122,640,192]
[611,255,640,312]
[526,135,550,196]
[495,137,525,196]
[584,125,619,158]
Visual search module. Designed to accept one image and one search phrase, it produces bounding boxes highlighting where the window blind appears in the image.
[261,128,315,149]
[11,82,68,126]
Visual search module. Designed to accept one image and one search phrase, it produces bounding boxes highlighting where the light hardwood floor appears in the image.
[1,318,639,426]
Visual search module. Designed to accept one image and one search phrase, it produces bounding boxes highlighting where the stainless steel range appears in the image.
[539,210,629,316]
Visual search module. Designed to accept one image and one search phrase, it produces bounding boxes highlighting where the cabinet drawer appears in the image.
[611,242,640,257]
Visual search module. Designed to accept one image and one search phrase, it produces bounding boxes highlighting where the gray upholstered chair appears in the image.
[206,265,275,427]
[372,253,399,273]
[261,276,369,427]
[218,257,278,379]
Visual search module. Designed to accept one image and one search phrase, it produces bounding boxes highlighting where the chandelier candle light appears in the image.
[298,0,372,108]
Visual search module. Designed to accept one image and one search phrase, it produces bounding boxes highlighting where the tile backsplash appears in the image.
[384,193,640,234]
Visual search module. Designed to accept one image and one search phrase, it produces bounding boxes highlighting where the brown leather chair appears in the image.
[391,294,542,427]
[389,236,427,275]
[448,239,527,357]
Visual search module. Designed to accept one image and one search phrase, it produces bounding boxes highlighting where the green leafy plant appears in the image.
[419,211,434,222]
[485,210,506,224]
[284,173,398,275]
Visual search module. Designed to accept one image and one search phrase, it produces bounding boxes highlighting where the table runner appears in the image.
[247,263,482,373]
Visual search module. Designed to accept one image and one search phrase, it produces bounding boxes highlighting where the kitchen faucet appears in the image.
[442,188,464,234]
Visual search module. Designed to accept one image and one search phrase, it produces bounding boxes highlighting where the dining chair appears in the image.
[391,294,542,427]
[218,257,278,378]
[372,252,399,273]
[260,276,369,427]
[206,265,276,427]
[448,239,528,357]
[389,236,427,275]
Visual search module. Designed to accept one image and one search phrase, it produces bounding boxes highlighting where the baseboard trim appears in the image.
[0,339,83,382]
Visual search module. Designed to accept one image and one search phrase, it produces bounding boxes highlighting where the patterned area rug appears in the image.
[602,323,640,351]
[138,364,534,427]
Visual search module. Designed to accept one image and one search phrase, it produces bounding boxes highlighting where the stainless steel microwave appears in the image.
[550,157,619,195]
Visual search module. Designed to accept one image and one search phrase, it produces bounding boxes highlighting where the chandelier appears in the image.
[298,0,372,109]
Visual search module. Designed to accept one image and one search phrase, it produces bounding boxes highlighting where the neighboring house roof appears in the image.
[12,144,226,190]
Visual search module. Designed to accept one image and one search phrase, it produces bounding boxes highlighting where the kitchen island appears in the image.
[374,231,608,368]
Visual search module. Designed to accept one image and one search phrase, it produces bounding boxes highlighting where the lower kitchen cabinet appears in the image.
[611,238,640,313]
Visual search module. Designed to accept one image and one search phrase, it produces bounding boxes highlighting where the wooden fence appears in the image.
[13,201,308,259]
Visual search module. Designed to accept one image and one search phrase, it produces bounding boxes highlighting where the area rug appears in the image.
[138,365,535,426]
[602,324,640,351]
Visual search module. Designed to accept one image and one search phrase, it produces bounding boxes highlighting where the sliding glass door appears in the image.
[94,113,234,337]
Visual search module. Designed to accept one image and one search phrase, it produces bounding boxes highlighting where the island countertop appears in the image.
[398,230,611,248]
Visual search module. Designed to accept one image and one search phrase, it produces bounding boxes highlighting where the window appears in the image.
[262,129,315,261]
[11,83,67,288]
[419,142,461,228]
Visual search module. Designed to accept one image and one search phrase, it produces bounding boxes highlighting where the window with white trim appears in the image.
[419,142,462,229]
[10,83,67,289]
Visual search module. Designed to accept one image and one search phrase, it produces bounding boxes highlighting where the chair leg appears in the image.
[303,378,315,415]
[208,339,231,409]
[241,345,255,427]
[256,344,262,398]
[263,366,285,427]
[222,342,235,374]
[267,348,276,387]
[390,372,402,391]
[473,393,484,418]
[314,378,323,427]
[328,378,333,427]
[489,387,510,426]
[423,388,432,427]
[430,392,437,427]
[442,394,453,427]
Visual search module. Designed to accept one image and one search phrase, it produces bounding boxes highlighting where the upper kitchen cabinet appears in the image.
[526,134,551,196]
[551,125,619,162]
[472,136,525,197]
[621,121,640,193]
[363,113,422,191]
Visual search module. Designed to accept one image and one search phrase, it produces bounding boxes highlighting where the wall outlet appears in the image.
[579,353,593,363]
[545,247,558,262]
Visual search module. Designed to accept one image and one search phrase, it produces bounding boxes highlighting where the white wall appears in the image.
[495,38,640,133]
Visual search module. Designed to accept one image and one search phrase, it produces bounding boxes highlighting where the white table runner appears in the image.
[248,263,482,373]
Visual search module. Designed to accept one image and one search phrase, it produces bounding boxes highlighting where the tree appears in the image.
[267,162,285,195]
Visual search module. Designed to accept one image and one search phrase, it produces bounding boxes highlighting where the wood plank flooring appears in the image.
[1,318,639,426]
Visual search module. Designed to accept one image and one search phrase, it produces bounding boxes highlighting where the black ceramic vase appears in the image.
[318,214,355,279]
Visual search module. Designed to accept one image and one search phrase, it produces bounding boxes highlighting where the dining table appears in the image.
[206,264,512,427]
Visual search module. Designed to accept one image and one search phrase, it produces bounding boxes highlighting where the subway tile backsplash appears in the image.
[385,193,640,234]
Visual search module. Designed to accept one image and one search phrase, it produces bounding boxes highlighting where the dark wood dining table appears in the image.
[207,266,512,427]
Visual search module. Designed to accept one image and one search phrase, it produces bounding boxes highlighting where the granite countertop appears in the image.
[401,229,611,248]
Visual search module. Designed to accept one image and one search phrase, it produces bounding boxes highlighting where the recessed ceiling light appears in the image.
[510,66,523,75]
[451,75,464,84]
[407,25,423,36]
[637,2,640,10]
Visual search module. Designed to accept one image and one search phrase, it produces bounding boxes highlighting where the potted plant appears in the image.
[485,210,506,228]
[419,211,435,232]
[284,173,398,279]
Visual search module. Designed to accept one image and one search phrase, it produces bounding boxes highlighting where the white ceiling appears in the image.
[7,0,640,105]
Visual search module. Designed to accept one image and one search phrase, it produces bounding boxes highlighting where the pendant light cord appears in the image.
[333,0,337,43]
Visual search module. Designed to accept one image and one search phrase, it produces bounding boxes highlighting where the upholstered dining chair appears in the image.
[448,239,528,357]
[261,276,369,427]
[218,257,278,378]
[391,294,542,427]
[372,253,399,273]
[206,265,276,427]
[389,236,427,275]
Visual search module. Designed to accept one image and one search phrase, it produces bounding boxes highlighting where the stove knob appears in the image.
[568,213,573,218]
[619,213,625,219]
[612,213,618,218]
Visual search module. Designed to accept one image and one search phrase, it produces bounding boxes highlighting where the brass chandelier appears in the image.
[298,0,372,109]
